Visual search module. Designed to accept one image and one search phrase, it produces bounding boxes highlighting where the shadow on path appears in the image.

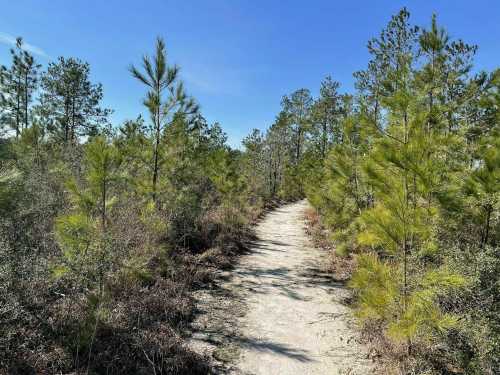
[234,336,314,363]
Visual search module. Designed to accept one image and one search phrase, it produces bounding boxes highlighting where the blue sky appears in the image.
[1,0,499,147]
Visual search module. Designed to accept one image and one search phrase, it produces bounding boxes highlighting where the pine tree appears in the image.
[115,116,152,199]
[265,111,291,197]
[242,129,266,202]
[130,37,198,204]
[54,136,122,301]
[281,88,313,164]
[348,11,468,356]
[312,110,370,255]
[38,57,110,144]
[463,127,499,248]
[0,37,40,137]
[310,76,343,158]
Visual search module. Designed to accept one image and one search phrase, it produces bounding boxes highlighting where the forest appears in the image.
[1,7,498,375]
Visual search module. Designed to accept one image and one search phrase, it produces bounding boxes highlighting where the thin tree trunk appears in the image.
[403,108,412,356]
[64,99,70,143]
[71,97,76,143]
[24,72,29,130]
[152,111,161,204]
[481,206,492,248]
[296,126,301,163]
[15,75,21,138]
[322,116,328,158]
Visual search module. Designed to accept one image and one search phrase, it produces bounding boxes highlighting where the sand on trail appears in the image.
[190,200,374,375]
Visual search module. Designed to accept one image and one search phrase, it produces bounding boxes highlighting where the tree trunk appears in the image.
[322,120,327,158]
[481,205,492,248]
[296,125,301,163]
[15,75,21,138]
[71,97,76,143]
[152,113,160,204]
[24,71,29,130]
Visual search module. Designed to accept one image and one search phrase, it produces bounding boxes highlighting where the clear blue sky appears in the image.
[1,0,499,147]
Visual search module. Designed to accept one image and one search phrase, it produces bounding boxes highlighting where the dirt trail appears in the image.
[191,200,374,374]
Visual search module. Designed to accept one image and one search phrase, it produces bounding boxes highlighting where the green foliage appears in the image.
[0,37,40,137]
[349,253,399,322]
[388,268,465,342]
[129,37,198,204]
[55,136,122,295]
[38,57,111,143]
[278,9,500,374]
[0,9,498,375]
[0,33,250,374]
[0,158,21,213]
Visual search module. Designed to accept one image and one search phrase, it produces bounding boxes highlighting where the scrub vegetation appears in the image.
[0,8,498,375]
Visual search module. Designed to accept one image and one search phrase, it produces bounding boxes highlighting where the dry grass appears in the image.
[303,207,355,281]
[0,199,260,374]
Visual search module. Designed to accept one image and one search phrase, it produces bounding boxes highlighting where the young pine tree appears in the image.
[351,12,466,356]
[313,110,370,256]
[129,37,197,204]
[54,136,122,308]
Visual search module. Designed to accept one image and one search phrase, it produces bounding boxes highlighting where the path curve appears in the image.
[190,200,374,374]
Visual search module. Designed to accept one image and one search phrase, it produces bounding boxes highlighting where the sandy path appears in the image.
[191,200,374,374]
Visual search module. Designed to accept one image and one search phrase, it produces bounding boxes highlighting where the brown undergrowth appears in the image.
[0,201,261,375]
[303,207,356,281]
